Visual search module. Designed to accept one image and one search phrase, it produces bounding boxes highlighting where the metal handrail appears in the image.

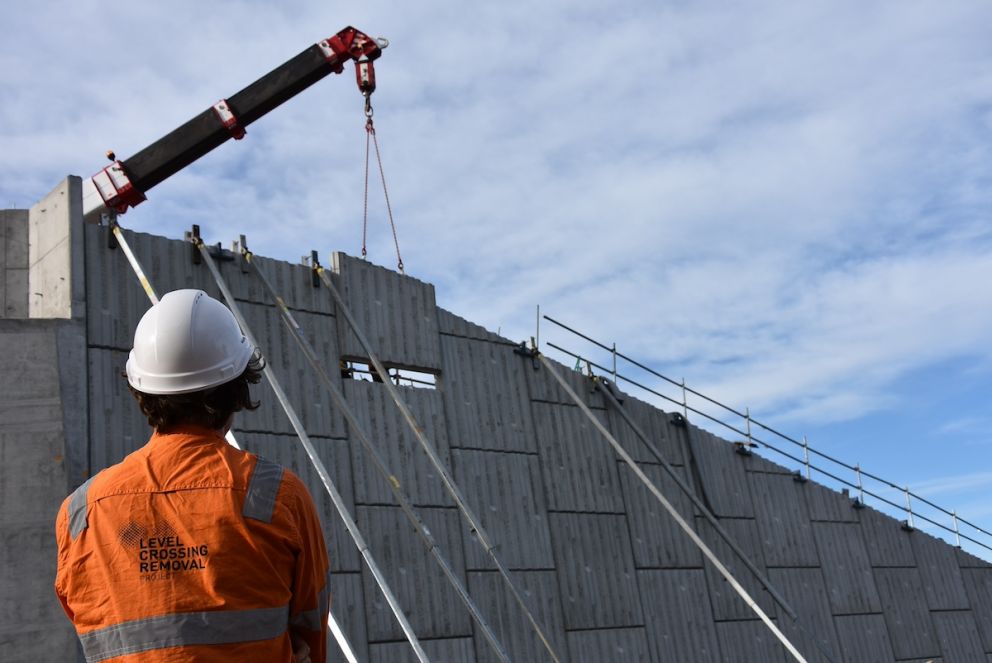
[542,315,992,556]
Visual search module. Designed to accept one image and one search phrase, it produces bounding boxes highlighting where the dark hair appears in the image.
[126,353,265,432]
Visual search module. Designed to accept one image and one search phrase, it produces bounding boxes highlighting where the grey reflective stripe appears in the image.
[79,604,290,662]
[290,573,331,632]
[68,476,96,539]
[243,456,284,523]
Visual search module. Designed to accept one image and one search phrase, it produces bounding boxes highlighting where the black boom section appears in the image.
[123,44,336,192]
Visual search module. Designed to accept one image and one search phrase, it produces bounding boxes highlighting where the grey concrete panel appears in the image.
[437,307,509,344]
[873,567,940,660]
[911,531,969,610]
[234,432,360,573]
[565,627,651,663]
[740,449,796,476]
[767,568,842,663]
[638,569,722,663]
[332,252,442,371]
[0,524,77,658]
[857,504,916,567]
[87,348,152,469]
[606,390,684,465]
[0,319,77,660]
[451,449,554,571]
[369,638,476,663]
[959,548,992,569]
[549,512,642,629]
[357,506,471,641]
[0,211,6,274]
[526,354,605,408]
[932,611,985,663]
[962,568,992,650]
[238,302,344,438]
[685,426,754,518]
[0,323,61,432]
[0,627,79,663]
[440,334,537,453]
[345,380,454,507]
[29,177,84,319]
[467,570,567,663]
[4,209,28,268]
[618,462,702,569]
[0,220,5,316]
[532,402,623,513]
[696,516,776,621]
[327,572,369,663]
[224,250,335,314]
[715,619,789,663]
[958,547,992,568]
[0,427,65,523]
[4,268,27,318]
[812,522,881,615]
[832,614,896,663]
[84,225,222,349]
[804,481,859,523]
[56,320,90,488]
[749,472,819,567]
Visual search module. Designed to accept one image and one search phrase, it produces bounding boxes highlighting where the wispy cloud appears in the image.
[3,1,992,441]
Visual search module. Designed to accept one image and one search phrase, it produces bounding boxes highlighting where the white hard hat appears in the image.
[126,289,254,395]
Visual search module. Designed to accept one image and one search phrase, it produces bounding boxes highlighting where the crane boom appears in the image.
[82,26,386,222]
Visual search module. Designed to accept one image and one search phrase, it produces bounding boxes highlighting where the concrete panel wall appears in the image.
[1,210,29,318]
[29,178,85,319]
[0,320,77,661]
[9,188,991,662]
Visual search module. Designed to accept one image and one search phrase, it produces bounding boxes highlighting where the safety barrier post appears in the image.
[905,487,915,530]
[855,465,865,506]
[611,342,617,383]
[193,238,430,663]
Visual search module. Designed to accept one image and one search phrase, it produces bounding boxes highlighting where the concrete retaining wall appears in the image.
[0,209,29,318]
[4,178,992,662]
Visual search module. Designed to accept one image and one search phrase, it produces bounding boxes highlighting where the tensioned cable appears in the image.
[243,248,510,662]
[594,376,837,663]
[107,221,361,663]
[534,352,810,663]
[192,237,429,662]
[314,265,563,663]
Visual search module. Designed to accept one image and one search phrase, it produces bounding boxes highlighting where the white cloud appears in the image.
[3,1,992,436]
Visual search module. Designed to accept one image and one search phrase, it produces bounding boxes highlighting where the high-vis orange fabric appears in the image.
[55,426,330,662]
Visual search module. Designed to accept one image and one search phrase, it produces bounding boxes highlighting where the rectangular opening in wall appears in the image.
[341,359,438,390]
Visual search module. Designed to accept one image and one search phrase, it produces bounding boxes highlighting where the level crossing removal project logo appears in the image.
[118,520,209,581]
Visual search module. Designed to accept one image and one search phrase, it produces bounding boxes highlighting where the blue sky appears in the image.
[3,2,991,554]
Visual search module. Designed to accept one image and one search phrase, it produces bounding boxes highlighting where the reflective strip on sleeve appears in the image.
[242,457,284,523]
[78,604,290,662]
[68,476,96,539]
[290,573,331,632]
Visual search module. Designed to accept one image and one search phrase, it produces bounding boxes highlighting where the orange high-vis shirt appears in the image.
[55,426,330,662]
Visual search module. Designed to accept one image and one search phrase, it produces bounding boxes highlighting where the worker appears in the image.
[54,289,329,662]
